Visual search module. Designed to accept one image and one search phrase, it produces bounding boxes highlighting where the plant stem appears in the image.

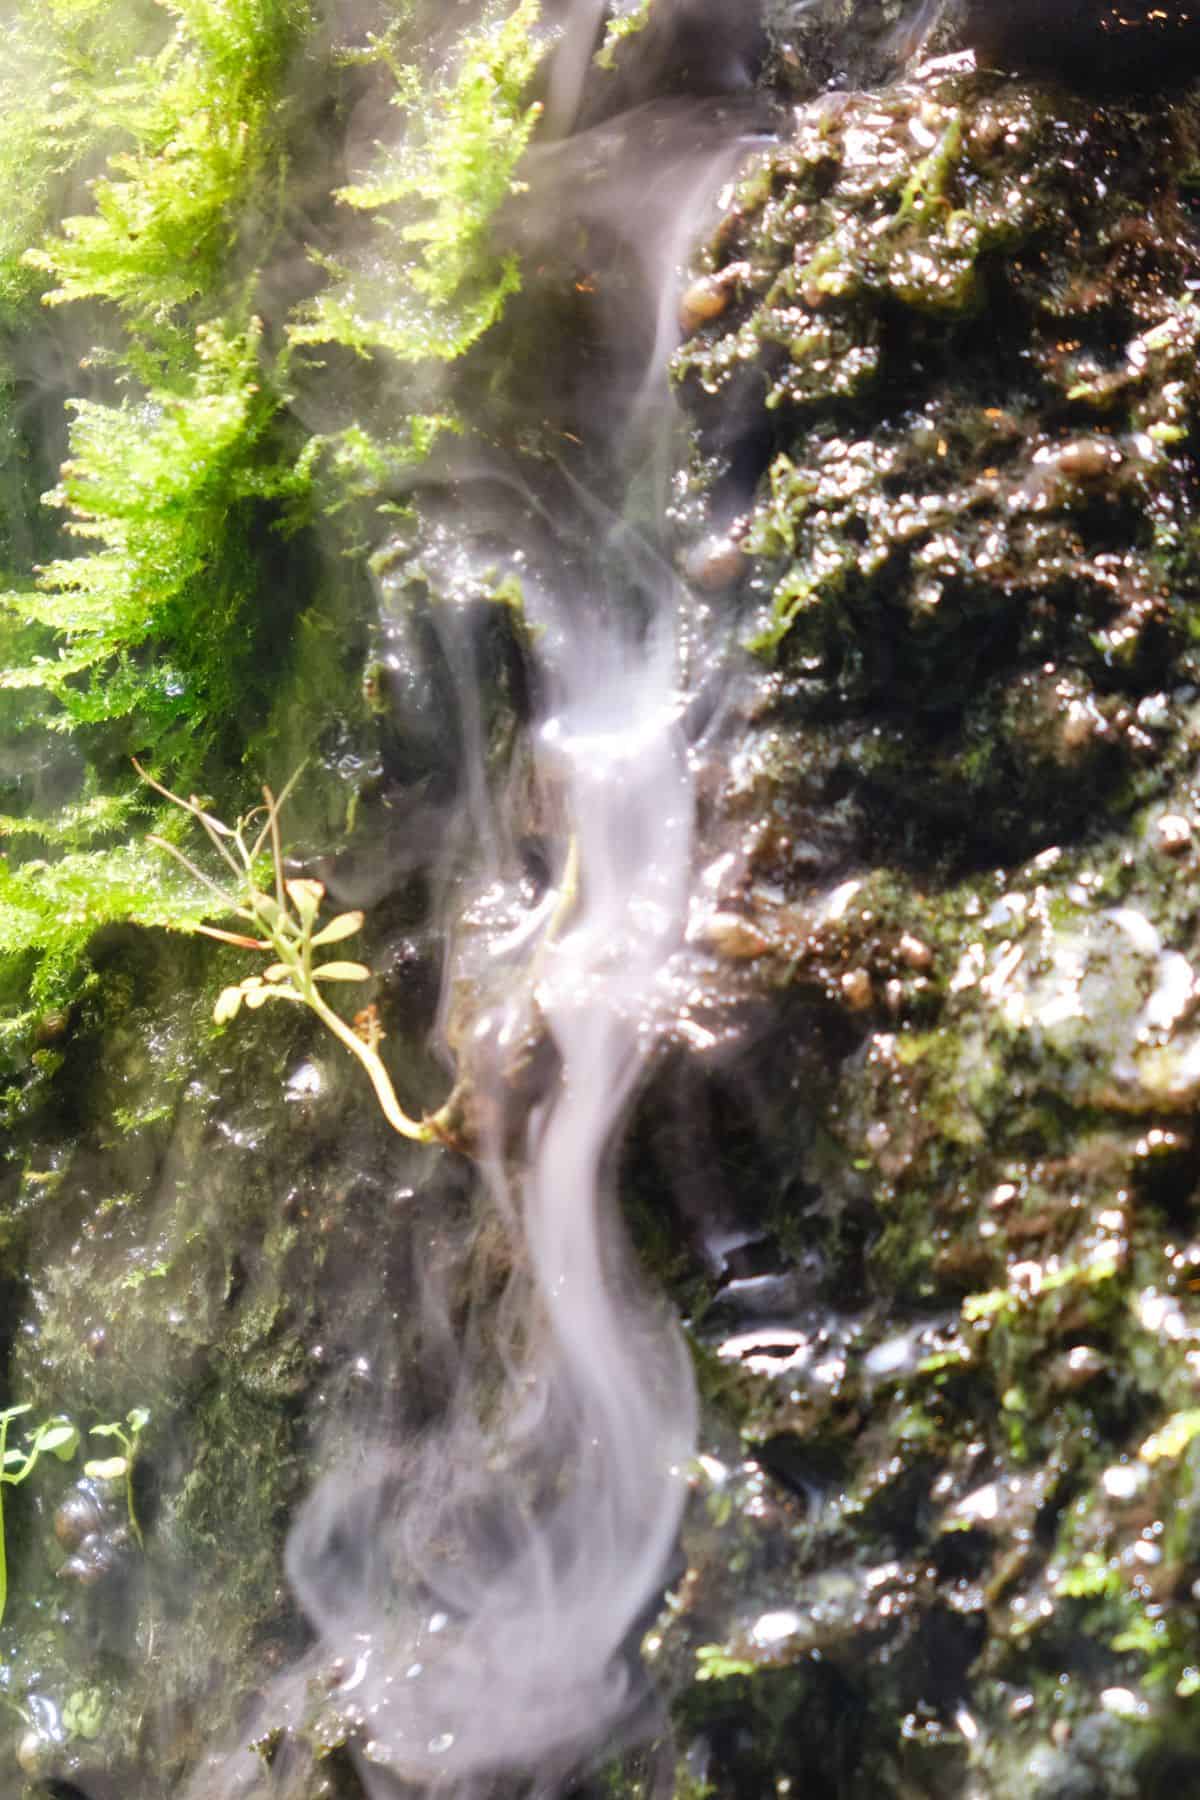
[302,983,443,1144]
[123,1439,144,1551]
[0,1407,18,1632]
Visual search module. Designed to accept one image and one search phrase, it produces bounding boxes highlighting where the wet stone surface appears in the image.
[636,47,1200,1800]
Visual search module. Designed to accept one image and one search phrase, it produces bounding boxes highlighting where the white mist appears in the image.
[189,3,766,1791]
[286,575,701,1789]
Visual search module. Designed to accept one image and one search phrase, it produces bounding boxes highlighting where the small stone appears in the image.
[1050,1345,1108,1391]
[1060,697,1103,753]
[33,1007,70,1045]
[840,968,872,1010]
[1154,814,1192,855]
[897,932,933,971]
[16,1731,51,1777]
[695,912,771,959]
[1053,436,1121,480]
[683,534,746,592]
[679,273,731,333]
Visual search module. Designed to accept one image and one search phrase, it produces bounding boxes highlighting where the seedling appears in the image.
[84,1407,148,1550]
[135,763,453,1146]
[0,1407,79,1628]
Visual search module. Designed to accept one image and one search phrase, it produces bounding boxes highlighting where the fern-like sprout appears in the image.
[135,762,451,1147]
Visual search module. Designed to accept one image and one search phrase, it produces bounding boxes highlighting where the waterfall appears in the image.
[192,7,766,1793]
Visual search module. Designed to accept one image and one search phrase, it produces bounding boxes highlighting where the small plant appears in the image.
[136,762,453,1146]
[84,1407,149,1550]
[0,1407,79,1628]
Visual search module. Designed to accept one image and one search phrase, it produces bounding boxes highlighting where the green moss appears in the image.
[0,318,311,1036]
[26,0,314,351]
[290,0,545,365]
[0,840,214,1049]
[0,0,164,318]
[0,0,548,1066]
[1,320,304,750]
[594,0,653,71]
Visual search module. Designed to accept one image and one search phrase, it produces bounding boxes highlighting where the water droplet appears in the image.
[752,1609,800,1646]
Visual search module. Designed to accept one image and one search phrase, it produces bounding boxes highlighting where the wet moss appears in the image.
[656,52,1200,1799]
[677,61,1200,868]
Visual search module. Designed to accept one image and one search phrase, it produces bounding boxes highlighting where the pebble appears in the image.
[1154,814,1192,855]
[696,912,772,959]
[679,274,731,333]
[683,534,747,592]
[841,968,873,1010]
[897,932,933,971]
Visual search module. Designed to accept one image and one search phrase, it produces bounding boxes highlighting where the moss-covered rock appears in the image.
[642,49,1200,1799]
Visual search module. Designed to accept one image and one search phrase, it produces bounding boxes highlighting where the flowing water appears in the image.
[191,10,767,1794]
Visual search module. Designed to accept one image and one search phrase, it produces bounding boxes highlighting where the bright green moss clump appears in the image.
[291,0,543,365]
[26,0,314,343]
[2,320,304,746]
[0,0,163,317]
[0,0,547,1061]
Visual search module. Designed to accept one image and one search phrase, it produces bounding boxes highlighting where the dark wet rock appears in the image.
[677,56,1200,866]
[575,0,769,123]
[640,51,1200,1800]
[962,0,1200,91]
[763,0,1200,96]
[762,0,941,96]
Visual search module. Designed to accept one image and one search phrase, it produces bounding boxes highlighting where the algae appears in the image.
[649,44,1200,1798]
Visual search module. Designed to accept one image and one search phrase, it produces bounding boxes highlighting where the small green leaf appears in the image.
[83,1456,128,1481]
[62,1685,105,1741]
[213,986,243,1024]
[33,1421,79,1460]
[695,1644,756,1682]
[962,1288,1013,1324]
[313,961,371,982]
[285,878,325,921]
[1141,1409,1200,1465]
[251,891,284,926]
[310,911,364,947]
